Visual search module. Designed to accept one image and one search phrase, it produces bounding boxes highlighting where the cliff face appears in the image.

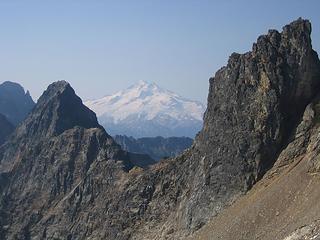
[191,94,320,240]
[0,18,319,240]
[187,18,320,228]
[198,18,320,183]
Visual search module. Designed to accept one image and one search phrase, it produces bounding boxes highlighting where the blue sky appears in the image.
[0,0,319,103]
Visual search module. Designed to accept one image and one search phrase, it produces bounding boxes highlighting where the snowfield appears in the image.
[85,81,205,138]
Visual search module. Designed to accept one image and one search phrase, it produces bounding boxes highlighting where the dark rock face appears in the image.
[0,114,14,145]
[114,135,193,161]
[187,18,320,229]
[198,18,320,185]
[0,81,35,126]
[0,19,320,240]
[190,97,320,240]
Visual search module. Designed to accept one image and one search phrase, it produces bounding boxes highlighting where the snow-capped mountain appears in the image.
[85,80,205,138]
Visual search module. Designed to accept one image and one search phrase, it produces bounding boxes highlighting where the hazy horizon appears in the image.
[0,0,319,103]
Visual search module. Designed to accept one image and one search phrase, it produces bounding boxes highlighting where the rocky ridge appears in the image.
[0,18,320,240]
[114,135,193,161]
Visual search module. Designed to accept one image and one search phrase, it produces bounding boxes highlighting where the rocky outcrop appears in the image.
[185,17,320,230]
[0,114,14,145]
[190,97,320,240]
[114,135,193,161]
[0,18,320,240]
[0,81,35,126]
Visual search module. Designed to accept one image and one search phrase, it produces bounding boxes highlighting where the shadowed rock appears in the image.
[0,81,35,126]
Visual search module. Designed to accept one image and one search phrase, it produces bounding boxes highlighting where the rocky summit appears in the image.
[0,18,320,240]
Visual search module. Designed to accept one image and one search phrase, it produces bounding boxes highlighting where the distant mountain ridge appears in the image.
[85,81,205,138]
[0,81,35,125]
[114,135,193,161]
